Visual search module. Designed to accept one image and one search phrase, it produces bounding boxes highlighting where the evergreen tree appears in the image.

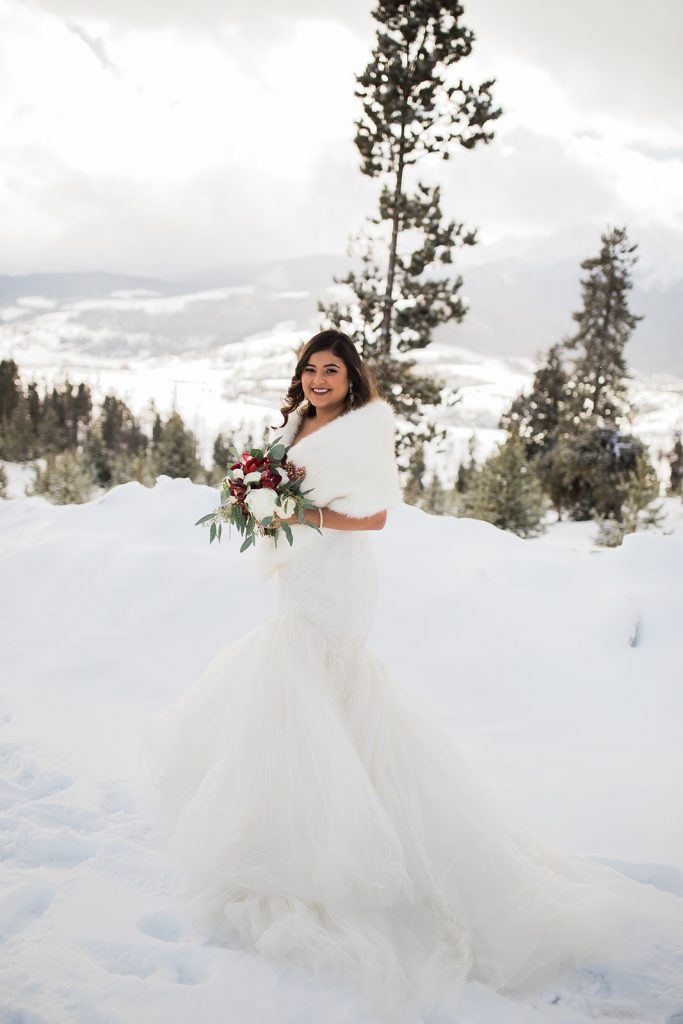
[619,449,662,533]
[26,382,41,434]
[99,394,147,455]
[82,430,113,486]
[108,451,155,488]
[563,226,642,428]
[537,426,653,522]
[208,431,233,486]
[594,450,663,546]
[0,360,21,423]
[319,0,500,439]
[500,227,646,523]
[1,399,35,461]
[27,451,94,504]
[668,432,682,495]
[423,470,450,515]
[500,343,569,459]
[0,463,7,499]
[37,401,66,455]
[151,409,163,450]
[461,434,546,538]
[151,411,202,480]
[455,432,477,494]
[402,437,427,507]
[82,394,148,486]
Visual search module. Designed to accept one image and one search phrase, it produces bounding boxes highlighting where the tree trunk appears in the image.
[379,123,406,357]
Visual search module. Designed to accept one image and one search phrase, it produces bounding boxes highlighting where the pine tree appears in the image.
[1,400,35,461]
[27,451,94,504]
[82,395,147,487]
[668,432,682,495]
[82,430,113,486]
[455,432,477,494]
[538,426,653,522]
[0,360,21,423]
[500,227,646,523]
[563,226,642,428]
[402,437,427,507]
[208,432,233,486]
[151,411,202,480]
[423,470,450,515]
[500,343,570,459]
[462,434,546,537]
[619,449,662,532]
[594,449,663,545]
[319,0,500,436]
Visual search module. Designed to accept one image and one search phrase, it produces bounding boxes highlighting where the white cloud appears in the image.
[0,0,681,281]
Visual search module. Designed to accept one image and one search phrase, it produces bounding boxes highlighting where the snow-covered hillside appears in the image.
[1,296,682,482]
[1,480,682,1022]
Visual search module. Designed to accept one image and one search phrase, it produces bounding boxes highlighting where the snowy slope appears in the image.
[1,480,682,1023]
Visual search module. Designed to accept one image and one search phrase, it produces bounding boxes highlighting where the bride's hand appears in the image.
[270,512,297,528]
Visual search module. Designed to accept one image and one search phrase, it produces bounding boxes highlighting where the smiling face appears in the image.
[300,348,350,414]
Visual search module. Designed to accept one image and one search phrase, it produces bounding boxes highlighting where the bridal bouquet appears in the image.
[195,436,320,552]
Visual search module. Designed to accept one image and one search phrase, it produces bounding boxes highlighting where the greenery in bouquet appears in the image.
[195,436,320,552]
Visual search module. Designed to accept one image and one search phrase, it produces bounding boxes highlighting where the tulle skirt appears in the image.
[141,530,683,1021]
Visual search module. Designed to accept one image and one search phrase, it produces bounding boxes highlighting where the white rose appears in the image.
[243,471,262,485]
[245,488,279,522]
[273,496,296,519]
[231,468,244,480]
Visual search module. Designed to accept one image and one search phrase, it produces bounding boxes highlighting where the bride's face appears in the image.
[300,349,350,411]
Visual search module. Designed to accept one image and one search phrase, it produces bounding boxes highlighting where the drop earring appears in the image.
[348,381,354,405]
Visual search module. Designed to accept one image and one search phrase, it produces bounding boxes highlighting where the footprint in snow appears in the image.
[24,802,102,835]
[0,884,54,944]
[0,745,73,809]
[88,941,207,985]
[3,831,96,869]
[137,909,194,944]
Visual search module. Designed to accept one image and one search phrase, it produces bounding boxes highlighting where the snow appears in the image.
[1,479,682,1022]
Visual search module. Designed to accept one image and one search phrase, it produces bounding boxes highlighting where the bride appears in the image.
[143,329,683,1022]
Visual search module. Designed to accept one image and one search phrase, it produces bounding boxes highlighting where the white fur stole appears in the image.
[250,397,403,581]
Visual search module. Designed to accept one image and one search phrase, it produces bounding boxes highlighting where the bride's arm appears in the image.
[277,507,387,531]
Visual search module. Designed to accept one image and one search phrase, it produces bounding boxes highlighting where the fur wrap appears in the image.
[251,397,403,581]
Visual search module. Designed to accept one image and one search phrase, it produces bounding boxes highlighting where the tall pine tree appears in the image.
[563,226,642,428]
[319,0,500,451]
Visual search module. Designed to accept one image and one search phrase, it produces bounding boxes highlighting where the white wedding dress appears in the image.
[143,446,683,1022]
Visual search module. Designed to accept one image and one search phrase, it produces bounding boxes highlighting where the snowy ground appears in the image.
[1,479,682,1022]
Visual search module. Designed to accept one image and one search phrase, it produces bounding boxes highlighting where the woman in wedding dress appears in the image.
[144,329,683,1023]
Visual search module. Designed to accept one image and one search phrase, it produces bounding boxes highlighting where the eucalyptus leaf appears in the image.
[195,512,215,526]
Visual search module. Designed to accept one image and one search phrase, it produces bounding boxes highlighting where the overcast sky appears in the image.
[1,0,681,284]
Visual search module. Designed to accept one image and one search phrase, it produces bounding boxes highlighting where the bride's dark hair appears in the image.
[274,329,381,429]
